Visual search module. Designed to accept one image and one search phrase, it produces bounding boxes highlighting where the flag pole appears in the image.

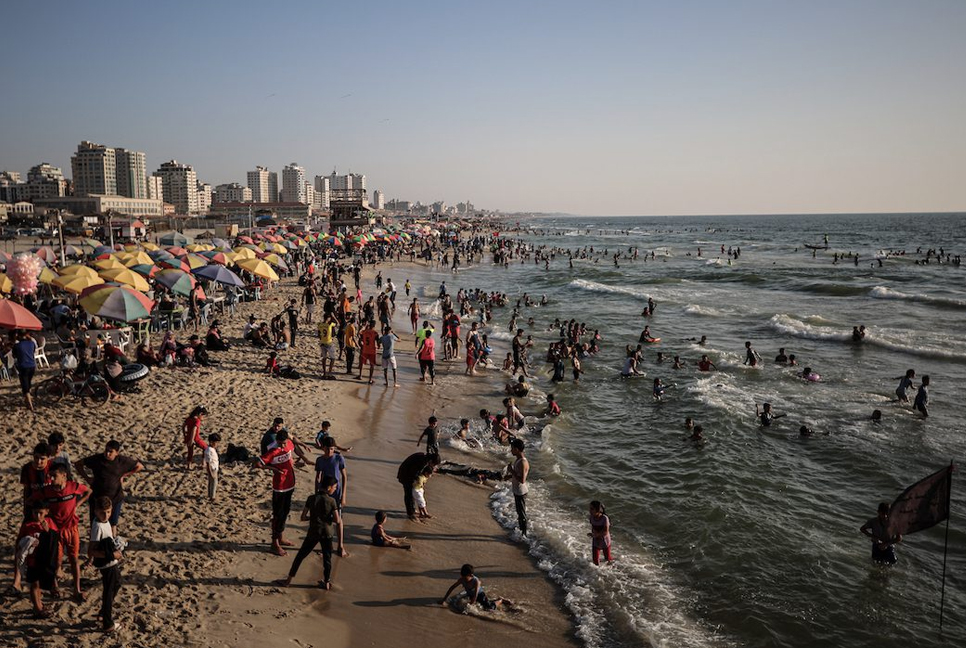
[939,459,954,632]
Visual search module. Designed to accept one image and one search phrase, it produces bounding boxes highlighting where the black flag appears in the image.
[889,465,953,536]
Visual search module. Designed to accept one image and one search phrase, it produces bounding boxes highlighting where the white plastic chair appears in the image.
[34,335,50,368]
[0,351,12,381]
[116,330,131,355]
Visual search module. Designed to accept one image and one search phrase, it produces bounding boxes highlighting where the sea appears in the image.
[424,212,966,648]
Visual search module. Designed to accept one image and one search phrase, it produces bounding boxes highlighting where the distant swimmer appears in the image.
[755,402,786,427]
[787,354,798,367]
[852,325,866,342]
[871,409,883,424]
[894,369,915,403]
[652,378,667,401]
[799,425,829,437]
[685,335,708,346]
[801,367,821,382]
[639,327,657,344]
[913,375,930,418]
[690,425,705,446]
[775,348,788,364]
[684,417,694,433]
[697,355,716,372]
[744,341,761,367]
[673,355,685,369]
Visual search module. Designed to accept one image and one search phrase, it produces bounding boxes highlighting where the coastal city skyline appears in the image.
[1,1,964,216]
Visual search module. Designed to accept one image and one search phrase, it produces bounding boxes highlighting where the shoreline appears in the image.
[1,258,578,648]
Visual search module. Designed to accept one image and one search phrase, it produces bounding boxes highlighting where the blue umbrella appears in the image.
[93,245,114,257]
[192,264,244,287]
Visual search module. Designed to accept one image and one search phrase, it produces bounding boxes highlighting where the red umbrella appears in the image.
[0,299,43,330]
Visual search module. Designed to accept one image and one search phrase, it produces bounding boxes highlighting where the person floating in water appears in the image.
[755,402,786,426]
[744,341,761,367]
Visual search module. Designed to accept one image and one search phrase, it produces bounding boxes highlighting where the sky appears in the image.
[1,0,964,216]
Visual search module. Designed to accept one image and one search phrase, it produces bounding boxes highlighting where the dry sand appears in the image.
[1,261,577,648]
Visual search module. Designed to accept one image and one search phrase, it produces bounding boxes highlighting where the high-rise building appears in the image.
[154,160,199,215]
[247,166,279,203]
[71,141,117,197]
[214,182,252,203]
[304,182,316,209]
[281,163,306,203]
[314,175,331,210]
[147,175,164,202]
[115,148,147,199]
[20,163,68,200]
[372,190,385,210]
[196,182,213,215]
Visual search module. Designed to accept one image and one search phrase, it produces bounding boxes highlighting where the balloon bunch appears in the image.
[7,253,44,295]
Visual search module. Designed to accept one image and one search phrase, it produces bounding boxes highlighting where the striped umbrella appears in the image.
[158,258,191,272]
[79,284,154,323]
[155,268,196,297]
[128,263,159,278]
[53,273,105,295]
[31,246,58,262]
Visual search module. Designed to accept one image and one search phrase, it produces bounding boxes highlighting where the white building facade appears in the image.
[154,160,199,215]
[281,163,306,203]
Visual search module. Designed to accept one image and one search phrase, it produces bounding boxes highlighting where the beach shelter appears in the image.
[79,285,154,323]
[93,245,115,258]
[211,237,229,249]
[52,273,104,295]
[158,258,191,272]
[81,238,102,248]
[0,298,43,330]
[325,236,342,246]
[187,243,214,253]
[128,263,159,278]
[97,267,151,292]
[235,258,279,281]
[155,268,196,297]
[141,242,160,251]
[58,244,85,257]
[158,231,192,246]
[232,246,257,260]
[147,249,175,262]
[192,264,244,287]
[166,246,188,257]
[184,253,209,270]
[58,264,98,278]
[119,251,154,267]
[200,251,232,265]
[93,257,126,271]
[259,253,288,269]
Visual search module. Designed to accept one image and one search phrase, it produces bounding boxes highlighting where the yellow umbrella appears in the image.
[39,267,58,285]
[141,242,159,251]
[187,243,214,252]
[260,253,285,266]
[260,242,287,254]
[119,251,154,267]
[53,273,105,295]
[98,267,151,292]
[0,273,11,293]
[58,264,99,278]
[94,257,125,271]
[184,253,209,270]
[232,246,257,260]
[236,258,279,281]
[122,244,142,252]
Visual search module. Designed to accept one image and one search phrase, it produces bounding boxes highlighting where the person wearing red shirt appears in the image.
[20,443,53,517]
[182,405,209,470]
[15,501,59,617]
[357,320,379,384]
[416,329,437,385]
[254,429,297,556]
[31,463,89,600]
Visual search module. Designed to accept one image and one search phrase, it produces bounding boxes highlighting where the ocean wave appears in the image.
[768,314,851,342]
[869,286,966,309]
[797,282,869,297]
[569,278,647,299]
[684,304,725,317]
[490,485,727,648]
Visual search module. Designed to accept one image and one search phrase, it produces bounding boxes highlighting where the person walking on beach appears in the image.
[397,452,440,520]
[182,405,209,470]
[379,325,400,387]
[279,476,347,589]
[314,437,347,509]
[416,415,440,458]
[358,319,379,383]
[589,500,612,566]
[343,313,358,375]
[31,463,90,601]
[204,433,221,501]
[416,329,437,385]
[88,496,124,633]
[510,439,529,537]
[254,429,297,556]
[318,313,337,379]
[284,299,300,348]
[12,330,37,411]
[74,440,143,534]
[408,299,420,334]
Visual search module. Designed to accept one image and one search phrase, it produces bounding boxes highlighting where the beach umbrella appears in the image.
[0,298,43,330]
[119,251,154,267]
[157,258,190,272]
[193,264,244,287]
[58,244,85,257]
[52,273,104,295]
[122,244,142,252]
[0,273,12,293]
[79,285,154,323]
[211,237,229,248]
[166,246,188,257]
[259,253,288,269]
[232,246,257,260]
[94,257,126,271]
[260,242,287,254]
[98,267,151,292]
[81,238,102,248]
[155,268,196,297]
[31,246,58,263]
[201,251,232,265]
[148,249,174,261]
[38,267,58,285]
[184,253,209,270]
[237,235,254,244]
[235,258,279,281]
[128,263,159,278]
[158,231,191,246]
[187,243,213,252]
[92,245,115,258]
[325,236,342,246]
[58,264,99,278]
[141,242,159,251]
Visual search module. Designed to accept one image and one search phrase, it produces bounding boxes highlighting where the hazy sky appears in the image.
[1,0,964,215]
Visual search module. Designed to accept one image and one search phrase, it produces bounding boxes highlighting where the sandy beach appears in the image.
[0,258,577,648]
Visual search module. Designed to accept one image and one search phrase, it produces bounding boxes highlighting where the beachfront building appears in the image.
[281,163,306,203]
[147,175,164,201]
[214,183,252,203]
[0,164,69,202]
[71,141,117,197]
[208,200,312,223]
[314,175,331,211]
[154,160,200,215]
[34,194,164,218]
[372,190,385,210]
[115,148,148,198]
[247,166,279,203]
[197,182,213,215]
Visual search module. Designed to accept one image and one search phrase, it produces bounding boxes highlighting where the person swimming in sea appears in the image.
[620,354,641,378]
[639,327,657,343]
[697,354,716,371]
[775,348,788,364]
[852,325,866,342]
[801,367,820,382]
[755,402,786,427]
[744,341,761,367]
[893,369,915,403]
[652,378,666,400]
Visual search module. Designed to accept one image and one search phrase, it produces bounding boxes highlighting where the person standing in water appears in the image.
[860,502,901,564]
[894,369,915,403]
[744,341,761,367]
[914,375,930,417]
[588,501,612,566]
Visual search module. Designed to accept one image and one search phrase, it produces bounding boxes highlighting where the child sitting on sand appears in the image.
[371,511,411,550]
[440,564,512,611]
